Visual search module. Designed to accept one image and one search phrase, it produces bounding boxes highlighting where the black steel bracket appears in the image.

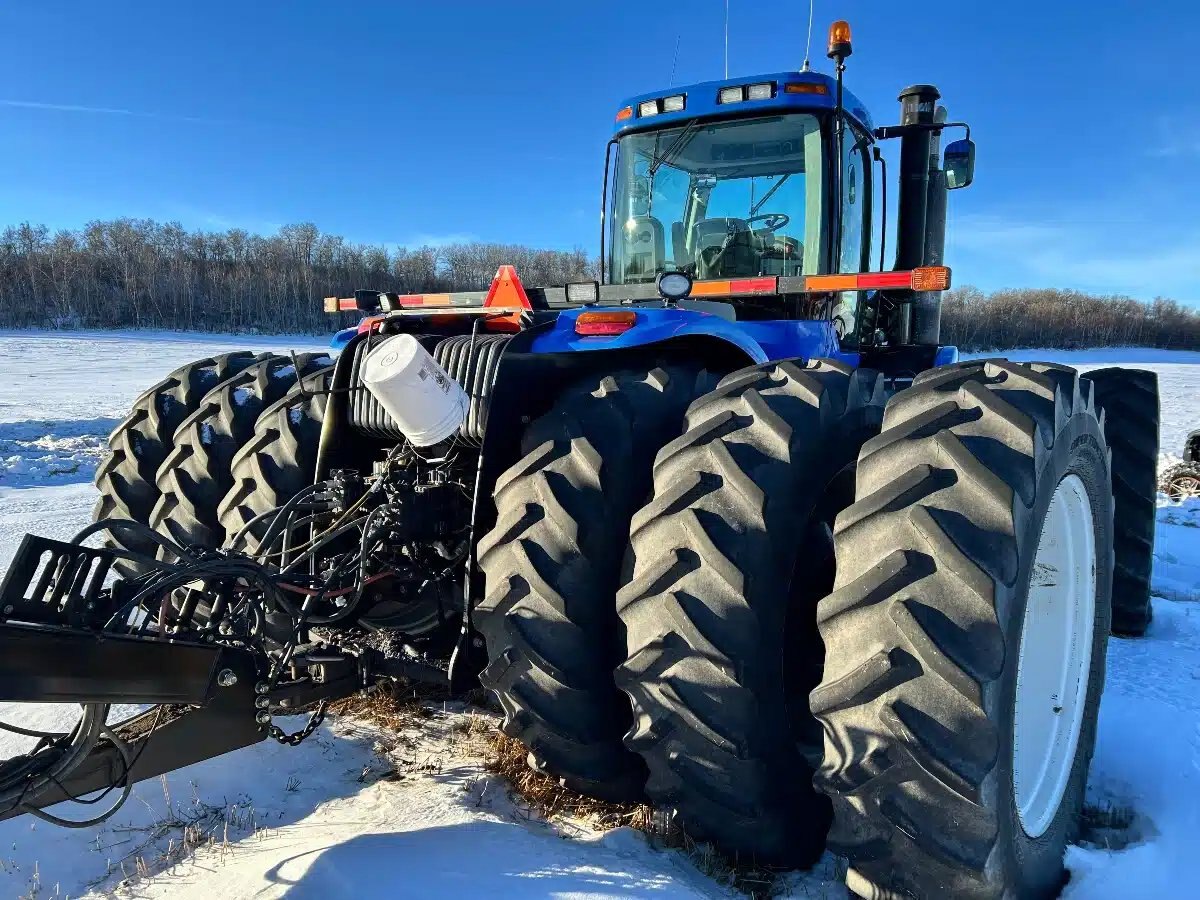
[0,645,265,822]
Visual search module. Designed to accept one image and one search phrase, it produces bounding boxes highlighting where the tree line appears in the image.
[0,219,1197,350]
[0,220,593,334]
[940,286,1200,351]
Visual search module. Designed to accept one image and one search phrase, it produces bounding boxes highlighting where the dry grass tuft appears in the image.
[332,687,795,897]
[484,731,653,832]
[328,680,450,729]
[483,732,799,897]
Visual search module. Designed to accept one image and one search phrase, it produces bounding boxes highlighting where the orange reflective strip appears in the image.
[395,293,451,306]
[804,274,860,291]
[689,280,731,296]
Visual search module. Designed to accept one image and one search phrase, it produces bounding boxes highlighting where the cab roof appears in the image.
[614,70,873,138]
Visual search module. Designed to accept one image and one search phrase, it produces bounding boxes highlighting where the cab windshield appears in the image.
[608,113,825,284]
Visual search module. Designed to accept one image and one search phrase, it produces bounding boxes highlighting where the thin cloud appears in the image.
[948,213,1200,302]
[0,99,218,125]
[1149,114,1200,158]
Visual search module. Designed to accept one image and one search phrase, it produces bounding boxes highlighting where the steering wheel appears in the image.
[746,212,790,233]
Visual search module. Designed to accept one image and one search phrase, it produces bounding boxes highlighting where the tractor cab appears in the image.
[606,71,871,290]
[604,22,975,361]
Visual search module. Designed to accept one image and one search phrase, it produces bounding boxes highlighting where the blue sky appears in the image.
[1,1,1197,304]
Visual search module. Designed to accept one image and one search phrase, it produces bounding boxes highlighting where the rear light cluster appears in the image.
[638,94,686,118]
[719,82,774,104]
[575,310,636,336]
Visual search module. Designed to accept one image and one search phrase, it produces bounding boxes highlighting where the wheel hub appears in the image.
[1013,473,1097,838]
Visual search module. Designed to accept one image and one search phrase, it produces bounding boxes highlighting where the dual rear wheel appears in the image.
[93,350,334,569]
[482,358,1130,898]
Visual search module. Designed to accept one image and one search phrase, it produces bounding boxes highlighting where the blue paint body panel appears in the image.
[330,326,358,350]
[529,307,859,368]
[932,345,960,367]
[615,71,873,138]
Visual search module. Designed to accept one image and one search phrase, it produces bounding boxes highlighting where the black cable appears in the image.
[304,505,387,626]
[71,519,197,563]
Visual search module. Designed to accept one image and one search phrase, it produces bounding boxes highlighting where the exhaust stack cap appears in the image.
[898,84,941,125]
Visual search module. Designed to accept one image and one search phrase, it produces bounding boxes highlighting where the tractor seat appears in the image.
[693,219,761,279]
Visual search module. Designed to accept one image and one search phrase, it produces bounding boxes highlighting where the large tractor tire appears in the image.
[615,359,887,865]
[476,366,712,802]
[217,366,334,557]
[1087,367,1158,636]
[93,351,266,566]
[149,353,332,556]
[813,360,1113,900]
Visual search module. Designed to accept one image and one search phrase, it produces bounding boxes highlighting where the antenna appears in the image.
[801,0,815,71]
[669,33,681,85]
[724,0,729,78]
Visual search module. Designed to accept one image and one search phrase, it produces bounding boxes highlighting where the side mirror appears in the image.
[944,138,975,190]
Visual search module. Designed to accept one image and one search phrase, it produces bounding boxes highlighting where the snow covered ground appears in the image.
[0,331,1196,899]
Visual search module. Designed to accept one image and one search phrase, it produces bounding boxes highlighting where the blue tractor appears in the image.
[0,20,1160,900]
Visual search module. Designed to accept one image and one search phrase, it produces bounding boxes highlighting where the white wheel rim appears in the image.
[1171,475,1200,499]
[1013,474,1096,838]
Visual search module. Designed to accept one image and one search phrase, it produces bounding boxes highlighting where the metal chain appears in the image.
[265,699,329,746]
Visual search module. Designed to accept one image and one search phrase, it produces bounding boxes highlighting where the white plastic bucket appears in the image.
[361,335,468,447]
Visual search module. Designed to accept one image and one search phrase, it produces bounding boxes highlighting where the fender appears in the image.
[330,325,358,350]
[531,306,860,368]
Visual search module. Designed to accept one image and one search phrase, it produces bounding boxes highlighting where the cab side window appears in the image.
[833,122,872,340]
[839,123,871,274]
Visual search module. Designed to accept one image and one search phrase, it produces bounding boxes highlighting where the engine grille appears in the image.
[347,333,511,444]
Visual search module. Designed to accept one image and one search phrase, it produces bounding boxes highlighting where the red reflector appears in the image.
[575,311,636,335]
[691,276,778,297]
[729,276,778,294]
[356,315,384,334]
[855,271,914,289]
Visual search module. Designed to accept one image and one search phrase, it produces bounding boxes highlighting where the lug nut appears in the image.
[255,712,271,725]
[216,669,238,688]
[255,696,270,709]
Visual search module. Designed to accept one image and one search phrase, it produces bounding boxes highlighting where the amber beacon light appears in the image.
[827,20,853,60]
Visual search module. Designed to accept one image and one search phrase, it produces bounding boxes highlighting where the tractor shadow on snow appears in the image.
[262,823,702,898]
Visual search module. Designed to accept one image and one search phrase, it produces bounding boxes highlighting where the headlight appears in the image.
[656,271,693,301]
[565,281,600,305]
